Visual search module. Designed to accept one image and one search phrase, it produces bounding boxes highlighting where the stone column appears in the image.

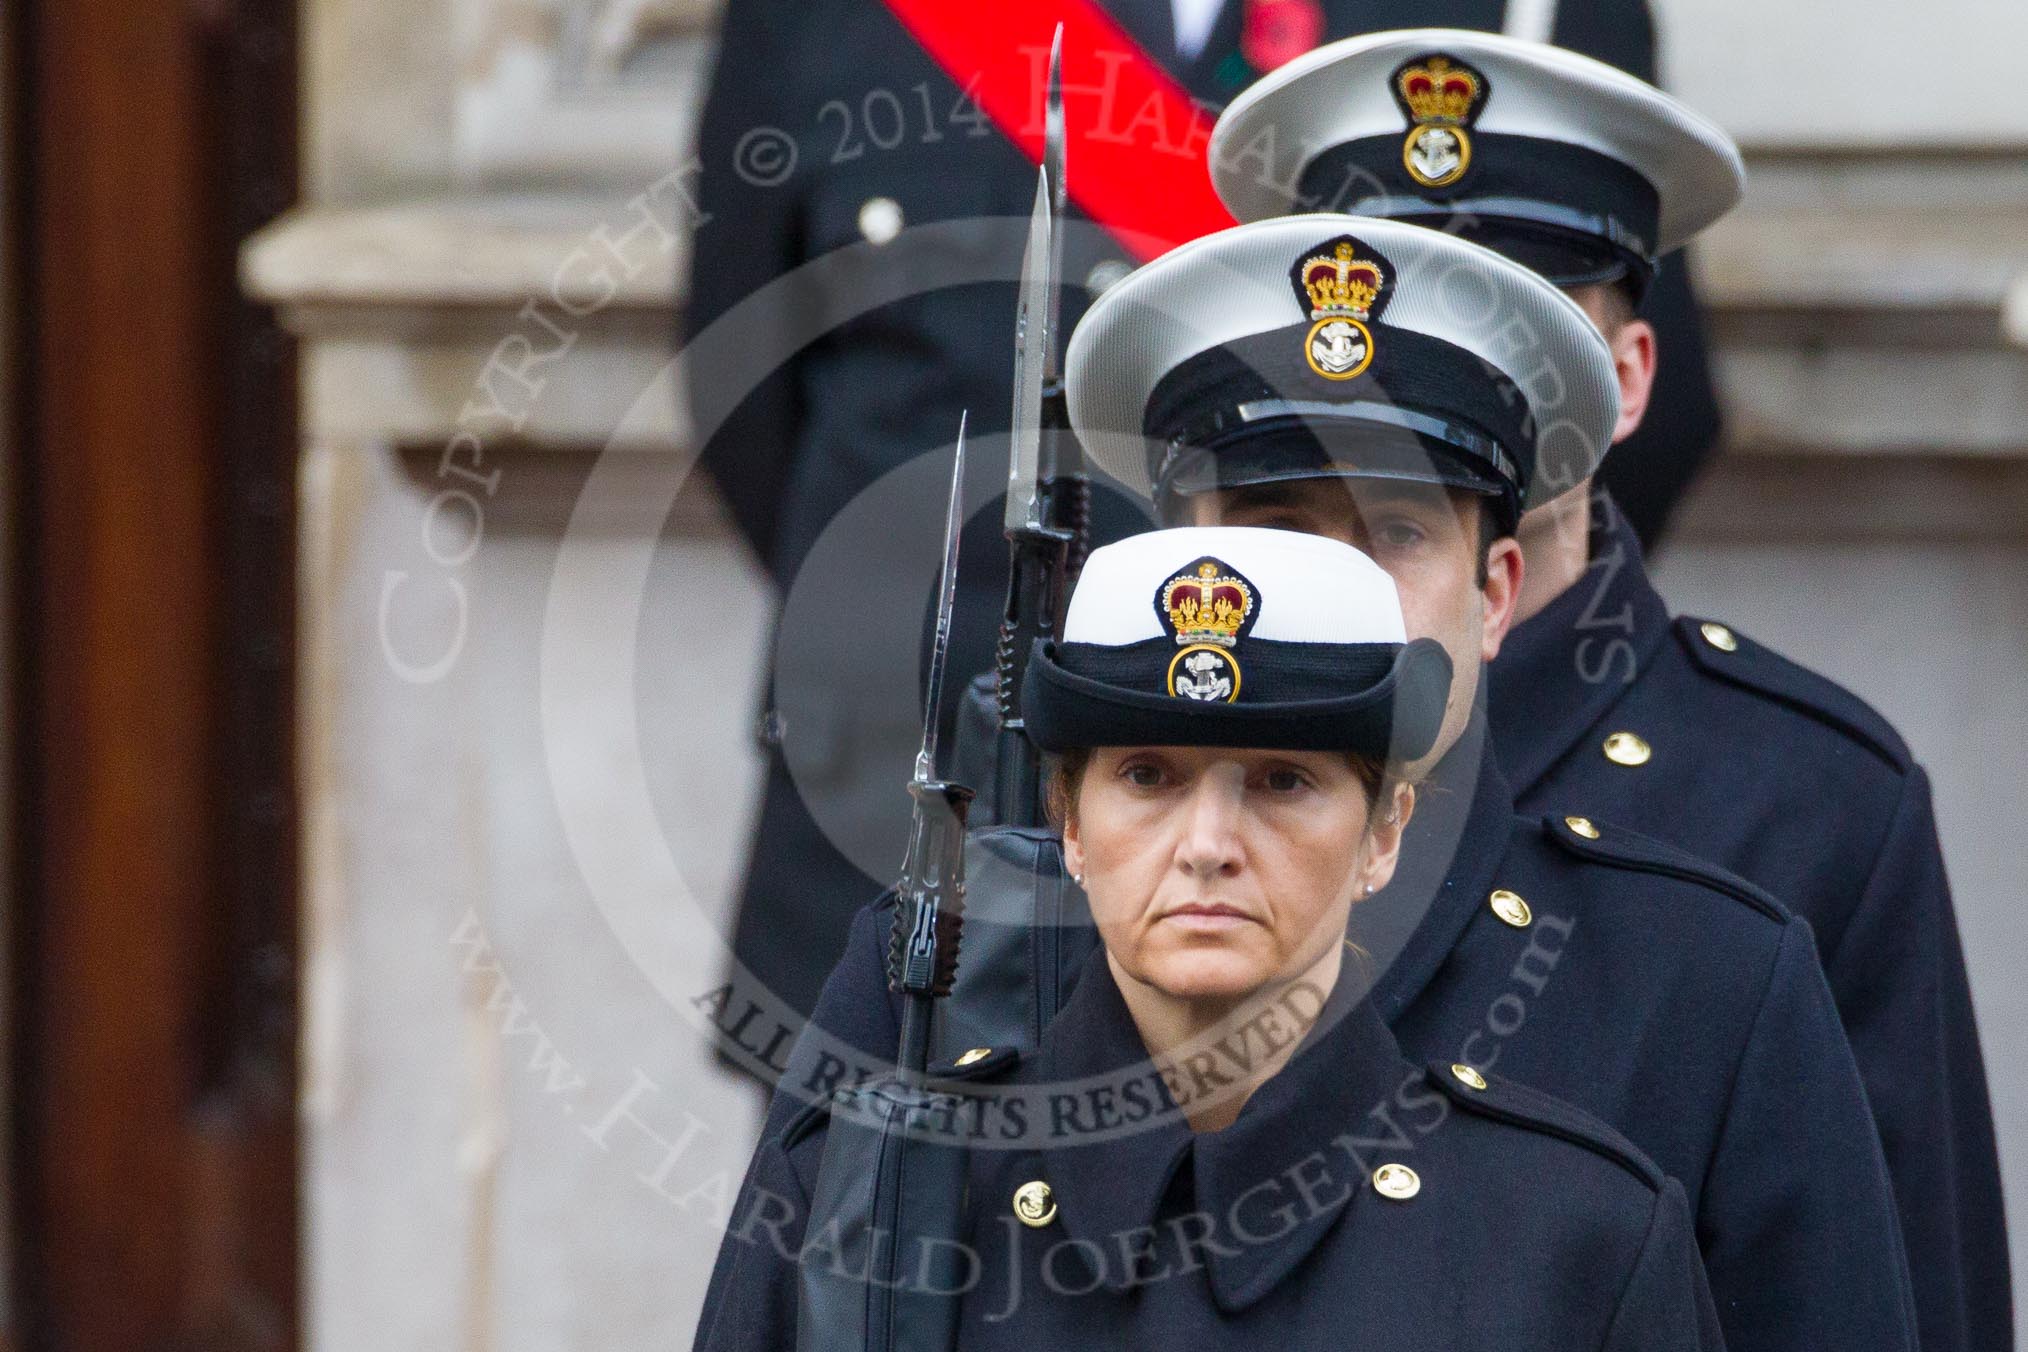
[251,0,777,1335]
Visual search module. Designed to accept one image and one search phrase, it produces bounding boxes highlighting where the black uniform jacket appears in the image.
[741,732,1919,1352]
[687,0,1712,1026]
[1488,494,2008,1352]
[696,947,1725,1352]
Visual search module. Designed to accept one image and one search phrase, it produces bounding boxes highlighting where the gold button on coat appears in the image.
[1565,816,1601,840]
[1602,731,1652,766]
[857,196,904,245]
[1373,1163,1421,1200]
[1451,1063,1488,1090]
[954,1047,992,1067]
[1013,1180,1057,1227]
[1489,888,1532,928]
[1700,621,1739,652]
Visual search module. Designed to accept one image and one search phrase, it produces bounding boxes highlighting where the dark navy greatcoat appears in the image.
[1488,494,2009,1352]
[697,948,1724,1352]
[732,729,1919,1352]
[688,0,1714,1029]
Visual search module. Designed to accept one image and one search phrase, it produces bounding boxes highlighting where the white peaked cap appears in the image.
[1063,214,1618,511]
[1210,28,1744,261]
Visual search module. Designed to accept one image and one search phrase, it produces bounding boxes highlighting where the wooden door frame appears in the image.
[5,0,300,1347]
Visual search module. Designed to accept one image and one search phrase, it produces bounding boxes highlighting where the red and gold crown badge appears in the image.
[1289,236,1390,381]
[1155,557,1258,703]
[1302,241,1384,322]
[1164,560,1253,646]
[1390,53,1489,189]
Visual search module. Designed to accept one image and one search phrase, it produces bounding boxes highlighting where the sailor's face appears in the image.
[1065,746,1401,1004]
[1187,478,1492,762]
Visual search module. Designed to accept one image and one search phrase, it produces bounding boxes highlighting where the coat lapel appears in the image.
[1033,944,1415,1311]
[1031,952,1195,1287]
[1191,995,1407,1311]
[1488,494,1673,797]
[1365,718,1516,1024]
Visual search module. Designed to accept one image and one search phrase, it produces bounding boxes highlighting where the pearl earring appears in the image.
[1362,883,1376,897]
[1072,872,1085,886]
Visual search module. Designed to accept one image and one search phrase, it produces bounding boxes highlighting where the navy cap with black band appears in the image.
[1063,215,1620,530]
[1020,526,1453,762]
[1209,31,1743,295]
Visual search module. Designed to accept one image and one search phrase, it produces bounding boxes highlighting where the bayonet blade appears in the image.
[916,412,967,783]
[1044,23,1068,384]
[1004,168,1052,535]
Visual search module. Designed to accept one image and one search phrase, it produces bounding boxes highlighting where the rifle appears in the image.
[797,421,976,1352]
[890,415,976,1075]
[992,27,1088,830]
[1040,28,1090,590]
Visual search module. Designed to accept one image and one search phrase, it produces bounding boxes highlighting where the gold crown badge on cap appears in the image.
[1392,53,1489,189]
[1290,236,1390,381]
[1156,557,1257,703]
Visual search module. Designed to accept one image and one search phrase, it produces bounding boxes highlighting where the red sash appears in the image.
[878,0,1239,260]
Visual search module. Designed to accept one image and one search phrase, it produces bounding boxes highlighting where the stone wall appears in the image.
[1655,0,2028,145]
[272,2,768,1347]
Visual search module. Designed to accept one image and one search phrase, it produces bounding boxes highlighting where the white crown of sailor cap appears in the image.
[1064,526,1407,648]
[1063,214,1618,506]
[1208,27,1743,256]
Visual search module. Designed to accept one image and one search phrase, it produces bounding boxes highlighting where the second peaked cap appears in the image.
[1064,215,1620,521]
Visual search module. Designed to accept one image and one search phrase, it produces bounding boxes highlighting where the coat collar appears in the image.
[1032,945,1409,1312]
[1363,714,1515,1023]
[1488,493,1673,797]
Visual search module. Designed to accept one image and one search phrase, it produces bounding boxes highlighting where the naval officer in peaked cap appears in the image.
[752,215,1920,1352]
[1203,32,2008,1352]
[699,524,1727,1352]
